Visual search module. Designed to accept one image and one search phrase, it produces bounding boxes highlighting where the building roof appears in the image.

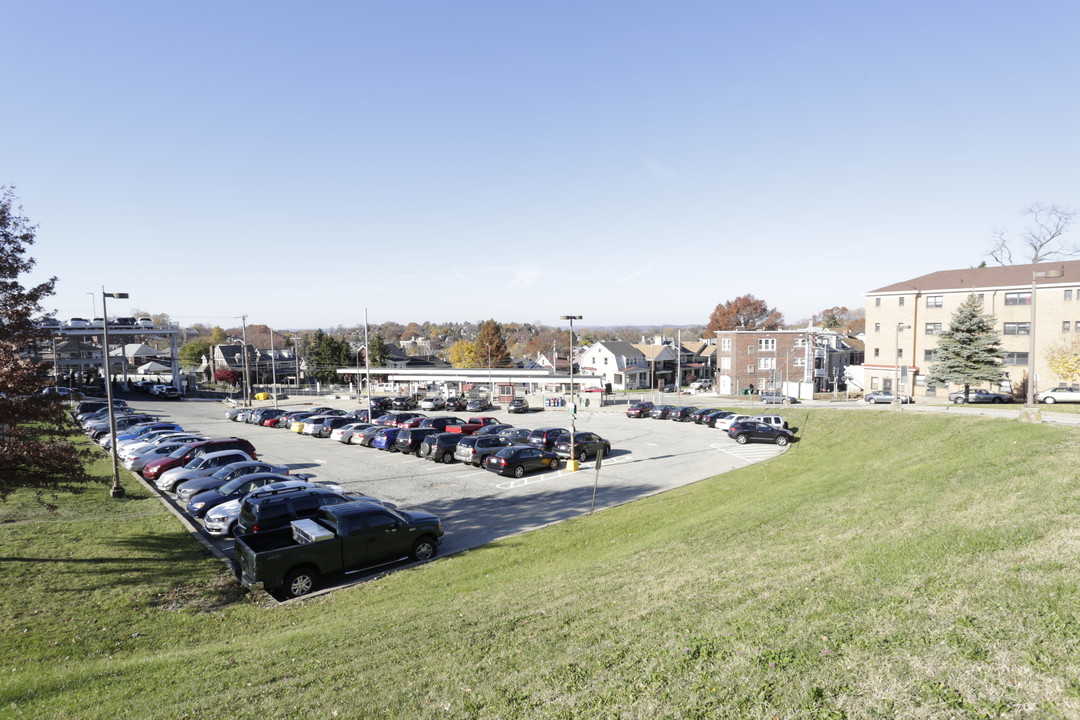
[868,259,1080,294]
[590,341,645,359]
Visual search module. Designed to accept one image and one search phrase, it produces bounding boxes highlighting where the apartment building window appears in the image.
[1004,351,1029,365]
[874,323,880,332]
[870,377,880,390]
[1004,292,1032,306]
[758,338,776,352]
[977,294,985,303]
[898,297,905,306]
[1003,322,1031,335]
[1065,289,1073,301]
[720,357,731,370]
[896,348,904,358]
[794,338,806,347]
[925,323,942,335]
[747,365,755,373]
[758,358,776,370]
[875,298,881,307]
[873,348,880,357]
[747,346,755,354]
[924,349,937,362]
[793,357,806,367]
[1076,321,1080,332]
[1065,322,1072,333]
[926,295,943,308]
[721,338,731,352]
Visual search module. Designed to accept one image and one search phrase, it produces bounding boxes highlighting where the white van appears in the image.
[689,379,713,391]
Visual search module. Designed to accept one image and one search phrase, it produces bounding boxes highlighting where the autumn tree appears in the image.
[987,203,1078,265]
[705,295,784,335]
[446,339,480,368]
[474,319,514,368]
[214,366,240,385]
[1045,335,1080,384]
[0,187,97,505]
[925,294,1004,400]
[208,326,227,344]
[811,306,865,334]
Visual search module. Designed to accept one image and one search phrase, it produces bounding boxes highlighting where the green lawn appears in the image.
[1,411,1078,719]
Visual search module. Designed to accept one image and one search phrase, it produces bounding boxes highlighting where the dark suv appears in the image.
[418,432,464,463]
[417,416,465,432]
[235,484,362,535]
[625,401,654,418]
[394,427,440,455]
[527,427,568,451]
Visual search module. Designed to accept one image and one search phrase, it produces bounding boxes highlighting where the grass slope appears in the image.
[1,411,1078,719]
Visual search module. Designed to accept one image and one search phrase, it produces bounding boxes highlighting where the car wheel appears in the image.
[549,458,560,471]
[577,448,589,461]
[282,567,319,599]
[735,434,748,444]
[441,453,454,464]
[775,436,789,447]
[225,522,237,538]
[1043,397,1056,404]
[953,397,966,404]
[513,465,525,478]
[868,398,877,404]
[992,398,1003,404]
[411,537,437,561]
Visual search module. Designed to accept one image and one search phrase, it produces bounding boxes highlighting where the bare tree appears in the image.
[987,203,1077,265]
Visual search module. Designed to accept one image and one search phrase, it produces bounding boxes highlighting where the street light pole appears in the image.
[1026,267,1065,408]
[101,290,129,498]
[560,314,582,470]
[893,322,910,410]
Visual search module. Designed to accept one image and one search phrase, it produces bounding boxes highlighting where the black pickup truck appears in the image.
[235,501,444,599]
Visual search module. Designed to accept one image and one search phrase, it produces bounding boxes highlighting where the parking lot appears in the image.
[124,395,789,559]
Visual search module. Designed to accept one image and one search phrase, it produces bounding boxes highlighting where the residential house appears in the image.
[577,341,649,391]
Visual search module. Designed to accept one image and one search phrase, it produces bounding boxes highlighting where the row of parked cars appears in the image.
[39,316,156,329]
[625,401,796,446]
[227,402,611,479]
[72,398,444,599]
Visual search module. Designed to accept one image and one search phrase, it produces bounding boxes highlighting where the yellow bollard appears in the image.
[566,459,579,472]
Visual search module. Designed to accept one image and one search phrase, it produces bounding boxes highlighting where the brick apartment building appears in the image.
[864,259,1080,399]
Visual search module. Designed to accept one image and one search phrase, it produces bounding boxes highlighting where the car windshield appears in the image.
[186,456,209,469]
[168,444,195,458]
[210,465,242,480]
[217,476,256,494]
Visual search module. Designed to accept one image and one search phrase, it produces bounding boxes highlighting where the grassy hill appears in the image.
[1,410,1077,719]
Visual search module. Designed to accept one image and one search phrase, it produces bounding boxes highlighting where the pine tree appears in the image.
[925,294,1005,400]
[0,187,97,507]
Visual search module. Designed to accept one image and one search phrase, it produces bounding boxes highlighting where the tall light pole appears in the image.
[86,292,96,320]
[101,290,129,498]
[893,322,910,409]
[561,315,582,469]
[269,327,278,409]
[1026,267,1065,408]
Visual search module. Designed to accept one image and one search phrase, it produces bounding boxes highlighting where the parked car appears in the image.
[351,425,384,447]
[454,435,517,466]
[67,317,90,328]
[417,416,466,432]
[864,391,913,404]
[649,405,676,420]
[394,427,441,455]
[527,427,569,451]
[368,397,394,413]
[750,414,789,430]
[497,427,534,444]
[760,392,798,405]
[473,423,513,436]
[714,413,751,431]
[668,406,699,422]
[234,483,371,536]
[444,396,468,411]
[948,389,1013,404]
[507,398,530,414]
[702,410,734,427]
[1037,386,1080,404]
[727,420,794,446]
[690,408,716,424]
[141,438,258,481]
[330,422,374,444]
[155,449,256,493]
[175,461,295,503]
[371,427,401,451]
[201,479,348,538]
[159,386,182,399]
[465,398,490,412]
[122,439,208,472]
[552,432,611,461]
[626,401,655,418]
[391,395,419,410]
[483,446,561,478]
[185,472,306,519]
[418,432,464,463]
[419,397,445,411]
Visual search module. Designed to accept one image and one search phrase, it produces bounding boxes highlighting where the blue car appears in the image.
[372,427,401,451]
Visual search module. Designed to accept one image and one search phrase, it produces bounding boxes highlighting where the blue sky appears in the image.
[8,1,1080,330]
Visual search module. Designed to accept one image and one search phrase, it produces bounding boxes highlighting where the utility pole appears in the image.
[240,315,251,406]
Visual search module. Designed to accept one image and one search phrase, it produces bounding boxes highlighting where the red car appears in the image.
[142,438,257,480]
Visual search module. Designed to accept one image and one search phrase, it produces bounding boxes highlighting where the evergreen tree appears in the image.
[367,333,389,367]
[474,319,514,368]
[0,187,97,506]
[925,294,1005,399]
